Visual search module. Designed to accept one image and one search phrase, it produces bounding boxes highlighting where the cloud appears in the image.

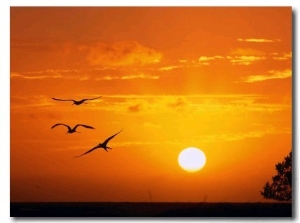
[194,128,291,143]
[227,48,266,65]
[193,49,290,67]
[121,74,159,80]
[128,104,142,113]
[168,97,188,109]
[10,70,85,80]
[27,112,62,120]
[230,48,265,56]
[272,52,292,61]
[158,66,180,71]
[11,69,160,82]
[11,95,57,108]
[238,38,282,43]
[112,128,290,147]
[88,94,290,115]
[85,41,163,67]
[195,51,290,66]
[197,55,225,65]
[172,56,225,67]
[241,69,291,83]
[11,72,62,79]
[95,73,159,81]
[228,56,266,65]
[195,49,269,66]
[198,56,216,61]
[198,56,224,61]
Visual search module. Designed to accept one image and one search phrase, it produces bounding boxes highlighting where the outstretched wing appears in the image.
[84,96,102,101]
[52,97,75,102]
[75,124,95,130]
[74,146,99,158]
[102,129,123,145]
[51,123,70,130]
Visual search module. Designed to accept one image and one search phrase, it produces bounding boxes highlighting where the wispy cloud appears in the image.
[11,72,63,79]
[158,66,180,71]
[193,50,290,67]
[111,128,291,147]
[237,38,282,43]
[241,69,291,83]
[10,94,104,109]
[198,56,224,61]
[195,48,268,66]
[84,41,163,67]
[197,55,224,65]
[11,95,57,108]
[11,69,160,81]
[228,48,266,65]
[198,56,216,62]
[228,56,266,65]
[193,128,291,143]
[231,48,265,56]
[272,52,292,61]
[128,104,142,113]
[10,69,86,80]
[84,94,289,115]
[167,97,188,109]
[24,69,80,75]
[95,73,159,81]
[121,74,159,80]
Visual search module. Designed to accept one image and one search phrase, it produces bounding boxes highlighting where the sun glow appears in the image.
[178,147,206,172]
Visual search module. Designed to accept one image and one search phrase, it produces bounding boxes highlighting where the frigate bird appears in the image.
[75,129,123,157]
[52,96,101,105]
[51,123,95,133]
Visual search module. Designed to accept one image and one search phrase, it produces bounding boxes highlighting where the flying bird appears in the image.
[75,129,123,158]
[52,96,102,105]
[51,123,95,133]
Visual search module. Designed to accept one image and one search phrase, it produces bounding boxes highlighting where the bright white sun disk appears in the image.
[178,147,206,172]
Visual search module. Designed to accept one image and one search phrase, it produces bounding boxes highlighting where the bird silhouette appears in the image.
[75,129,123,157]
[51,123,95,133]
[52,96,101,105]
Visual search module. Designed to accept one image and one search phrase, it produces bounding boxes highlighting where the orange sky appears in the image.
[10,7,292,202]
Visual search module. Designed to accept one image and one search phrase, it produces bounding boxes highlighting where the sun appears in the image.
[178,147,206,172]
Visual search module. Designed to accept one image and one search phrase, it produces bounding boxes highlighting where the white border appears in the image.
[0,1,10,223]
[2,1,298,223]
[5,0,299,6]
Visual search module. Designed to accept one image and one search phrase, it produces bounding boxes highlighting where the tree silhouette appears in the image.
[260,151,292,202]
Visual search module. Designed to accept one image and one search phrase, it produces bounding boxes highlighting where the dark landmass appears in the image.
[11,202,292,217]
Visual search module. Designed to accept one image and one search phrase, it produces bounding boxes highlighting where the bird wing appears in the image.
[52,97,75,102]
[75,146,99,158]
[102,129,123,145]
[51,123,70,130]
[83,96,102,101]
[75,124,95,130]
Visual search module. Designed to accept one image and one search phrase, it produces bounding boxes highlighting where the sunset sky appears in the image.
[10,7,292,202]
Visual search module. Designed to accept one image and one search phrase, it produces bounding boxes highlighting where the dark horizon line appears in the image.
[10,201,291,204]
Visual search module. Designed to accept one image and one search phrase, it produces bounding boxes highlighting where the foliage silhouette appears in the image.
[260,151,292,202]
